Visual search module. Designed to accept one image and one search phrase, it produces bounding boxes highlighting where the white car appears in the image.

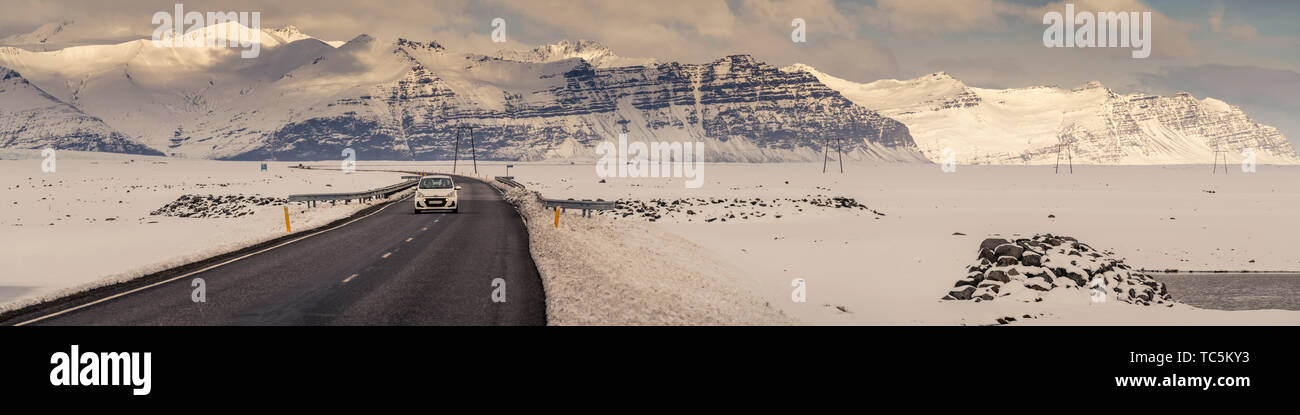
[413,175,460,213]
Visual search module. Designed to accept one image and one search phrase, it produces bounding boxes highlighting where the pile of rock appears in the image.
[942,234,1174,306]
[599,196,886,222]
[150,194,285,218]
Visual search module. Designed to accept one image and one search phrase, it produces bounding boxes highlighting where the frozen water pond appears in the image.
[1155,273,1300,311]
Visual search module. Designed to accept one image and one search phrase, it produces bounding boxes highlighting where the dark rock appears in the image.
[948,286,976,300]
[979,238,1011,252]
[994,243,1024,259]
[1058,270,1086,286]
[1022,250,1043,264]
[979,248,997,262]
[986,270,1010,283]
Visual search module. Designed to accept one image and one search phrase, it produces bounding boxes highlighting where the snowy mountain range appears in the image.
[0,20,1294,164]
[0,67,160,154]
[0,21,919,162]
[0,20,75,49]
[789,64,1299,165]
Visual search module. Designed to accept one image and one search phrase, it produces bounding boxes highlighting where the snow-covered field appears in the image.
[0,150,406,311]
[496,185,791,325]
[5,153,1298,326]
[471,160,1300,325]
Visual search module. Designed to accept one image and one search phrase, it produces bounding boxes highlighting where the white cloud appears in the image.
[859,0,1037,37]
[1209,6,1259,42]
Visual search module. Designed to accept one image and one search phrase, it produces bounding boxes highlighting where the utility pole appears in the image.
[1212,143,1228,174]
[453,127,461,173]
[823,136,829,173]
[1055,116,1074,174]
[822,136,843,173]
[838,136,844,173]
[1055,135,1074,174]
[453,126,477,175]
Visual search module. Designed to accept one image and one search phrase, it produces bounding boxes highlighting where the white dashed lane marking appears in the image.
[381,252,392,259]
[342,274,358,284]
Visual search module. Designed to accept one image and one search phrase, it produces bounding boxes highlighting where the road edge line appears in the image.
[3,194,411,326]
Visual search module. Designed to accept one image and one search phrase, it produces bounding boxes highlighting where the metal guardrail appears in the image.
[288,170,614,217]
[287,170,475,208]
[539,197,616,210]
[288,179,418,207]
[493,176,614,217]
[539,197,616,218]
[495,176,524,189]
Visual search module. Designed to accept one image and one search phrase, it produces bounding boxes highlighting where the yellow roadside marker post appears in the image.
[554,206,561,228]
[284,206,291,232]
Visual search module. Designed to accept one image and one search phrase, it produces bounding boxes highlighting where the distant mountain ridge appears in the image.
[2,19,1291,165]
[788,64,1299,165]
[0,67,161,155]
[0,22,923,162]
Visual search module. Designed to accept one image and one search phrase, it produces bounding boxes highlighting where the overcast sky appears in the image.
[3,0,1297,143]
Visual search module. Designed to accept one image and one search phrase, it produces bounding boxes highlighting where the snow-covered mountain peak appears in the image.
[1065,80,1117,99]
[263,25,318,44]
[0,64,160,155]
[1074,80,1105,89]
[0,20,74,46]
[1200,97,1234,114]
[498,39,655,68]
[543,39,609,55]
[718,54,758,65]
[796,64,1299,165]
[395,38,446,52]
[341,34,375,48]
[928,71,954,80]
[154,20,275,48]
[780,62,817,73]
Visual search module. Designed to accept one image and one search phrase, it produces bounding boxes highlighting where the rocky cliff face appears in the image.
[231,44,923,162]
[1089,91,1295,162]
[1,31,923,162]
[0,67,161,155]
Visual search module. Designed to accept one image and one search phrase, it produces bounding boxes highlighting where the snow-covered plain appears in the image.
[470,160,1300,325]
[5,154,1298,326]
[0,150,405,311]
[496,184,791,325]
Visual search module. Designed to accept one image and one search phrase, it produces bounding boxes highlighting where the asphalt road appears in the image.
[20,175,547,326]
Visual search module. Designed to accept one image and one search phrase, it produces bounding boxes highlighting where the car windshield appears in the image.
[419,177,453,189]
